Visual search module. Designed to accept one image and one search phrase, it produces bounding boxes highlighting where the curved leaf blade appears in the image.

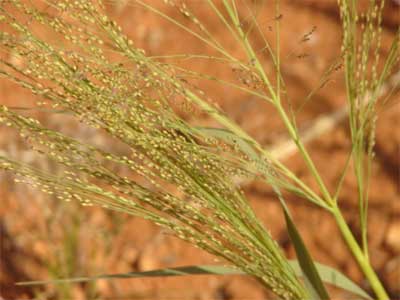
[17,262,371,299]
[17,260,372,300]
[281,201,330,300]
[17,265,244,286]
[289,261,372,300]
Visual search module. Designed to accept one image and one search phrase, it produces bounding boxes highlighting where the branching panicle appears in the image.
[0,1,307,299]
[1,0,396,299]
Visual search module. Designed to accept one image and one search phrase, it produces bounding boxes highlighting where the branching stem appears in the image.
[332,205,389,300]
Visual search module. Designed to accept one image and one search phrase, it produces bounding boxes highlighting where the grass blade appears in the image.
[17,261,371,299]
[17,265,244,286]
[289,261,372,300]
[281,202,330,300]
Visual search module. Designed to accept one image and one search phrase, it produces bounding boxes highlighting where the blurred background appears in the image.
[0,0,399,299]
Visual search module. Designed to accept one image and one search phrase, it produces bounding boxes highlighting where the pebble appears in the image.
[385,221,400,253]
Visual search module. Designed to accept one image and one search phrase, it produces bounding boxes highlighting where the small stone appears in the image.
[137,249,160,271]
[385,221,400,253]
[33,240,48,257]
[122,247,139,263]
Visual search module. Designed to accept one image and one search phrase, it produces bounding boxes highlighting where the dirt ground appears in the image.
[0,0,399,299]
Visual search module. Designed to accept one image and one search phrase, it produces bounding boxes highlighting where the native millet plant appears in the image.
[0,0,398,299]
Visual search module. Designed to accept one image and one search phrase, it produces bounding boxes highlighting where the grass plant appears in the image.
[0,0,398,299]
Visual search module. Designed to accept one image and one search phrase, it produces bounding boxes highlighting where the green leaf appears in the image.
[17,265,244,286]
[281,200,330,300]
[289,261,372,300]
[17,262,371,299]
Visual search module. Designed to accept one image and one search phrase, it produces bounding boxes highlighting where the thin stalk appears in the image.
[331,205,389,300]
[271,0,332,204]
[275,0,281,99]
[274,100,333,205]
[170,65,273,103]
[134,0,242,67]
[222,1,333,204]
[206,0,242,46]
[222,0,277,97]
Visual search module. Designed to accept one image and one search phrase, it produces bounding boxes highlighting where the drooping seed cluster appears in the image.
[0,1,307,299]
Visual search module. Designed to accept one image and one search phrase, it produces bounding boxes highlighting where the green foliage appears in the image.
[280,200,329,300]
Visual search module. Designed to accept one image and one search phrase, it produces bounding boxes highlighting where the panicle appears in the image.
[0,1,307,299]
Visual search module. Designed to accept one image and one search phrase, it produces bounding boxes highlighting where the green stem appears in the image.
[331,205,389,300]
[275,101,333,205]
[223,1,333,204]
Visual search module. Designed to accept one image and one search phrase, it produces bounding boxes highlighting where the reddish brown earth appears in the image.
[0,1,399,300]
